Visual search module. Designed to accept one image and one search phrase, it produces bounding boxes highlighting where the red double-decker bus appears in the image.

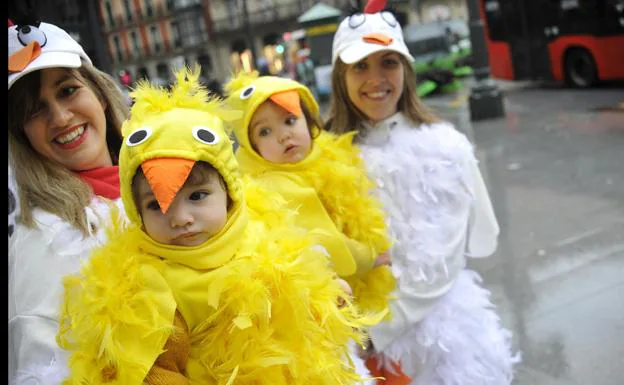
[480,0,624,87]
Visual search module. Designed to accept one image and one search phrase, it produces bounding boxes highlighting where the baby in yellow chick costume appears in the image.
[56,67,377,385]
[225,72,395,319]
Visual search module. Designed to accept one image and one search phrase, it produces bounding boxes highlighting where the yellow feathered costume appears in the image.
[224,72,396,317]
[57,67,378,385]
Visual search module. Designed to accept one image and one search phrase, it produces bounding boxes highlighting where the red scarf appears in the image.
[75,166,121,200]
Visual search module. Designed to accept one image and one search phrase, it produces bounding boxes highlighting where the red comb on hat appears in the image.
[8,19,14,27]
[364,0,387,13]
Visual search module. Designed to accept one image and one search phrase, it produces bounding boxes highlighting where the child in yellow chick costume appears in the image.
[224,72,395,319]
[56,67,378,385]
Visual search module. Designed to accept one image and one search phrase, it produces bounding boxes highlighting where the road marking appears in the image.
[554,227,604,247]
[529,243,624,284]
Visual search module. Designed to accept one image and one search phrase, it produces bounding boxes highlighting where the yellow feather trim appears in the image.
[122,65,240,138]
[346,265,397,322]
[309,132,395,318]
[175,216,383,384]
[242,175,295,229]
[312,132,391,254]
[57,222,177,385]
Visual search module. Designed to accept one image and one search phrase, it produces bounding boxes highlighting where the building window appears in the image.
[151,25,161,53]
[131,31,141,57]
[137,67,150,81]
[197,54,213,73]
[124,0,133,22]
[113,35,123,62]
[145,0,153,17]
[166,0,175,11]
[156,62,170,83]
[171,21,181,47]
[106,1,115,27]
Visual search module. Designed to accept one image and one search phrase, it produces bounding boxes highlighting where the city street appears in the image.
[424,81,624,385]
[8,0,624,383]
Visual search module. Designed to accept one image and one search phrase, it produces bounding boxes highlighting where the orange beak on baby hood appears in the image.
[269,90,302,117]
[141,158,196,214]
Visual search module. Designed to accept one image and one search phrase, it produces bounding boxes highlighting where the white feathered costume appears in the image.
[358,113,520,385]
[9,198,124,384]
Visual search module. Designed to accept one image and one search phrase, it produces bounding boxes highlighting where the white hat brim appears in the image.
[8,51,83,90]
[338,40,415,65]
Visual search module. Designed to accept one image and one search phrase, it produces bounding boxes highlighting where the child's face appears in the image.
[345,50,405,123]
[249,101,312,164]
[136,168,229,246]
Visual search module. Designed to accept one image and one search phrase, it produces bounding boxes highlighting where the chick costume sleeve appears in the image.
[225,72,395,317]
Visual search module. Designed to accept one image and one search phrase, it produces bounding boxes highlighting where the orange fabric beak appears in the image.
[269,90,302,117]
[9,41,41,73]
[362,33,393,46]
[141,158,196,214]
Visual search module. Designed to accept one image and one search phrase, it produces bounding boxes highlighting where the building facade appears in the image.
[99,0,470,86]
[99,0,214,86]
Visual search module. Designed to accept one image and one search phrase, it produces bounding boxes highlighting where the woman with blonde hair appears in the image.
[8,20,129,383]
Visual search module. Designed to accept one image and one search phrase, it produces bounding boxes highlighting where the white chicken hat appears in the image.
[331,0,414,65]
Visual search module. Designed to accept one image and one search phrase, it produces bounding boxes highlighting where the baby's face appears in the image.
[136,170,229,246]
[249,101,312,164]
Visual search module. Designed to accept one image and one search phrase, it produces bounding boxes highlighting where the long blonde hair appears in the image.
[8,61,129,235]
[325,56,439,135]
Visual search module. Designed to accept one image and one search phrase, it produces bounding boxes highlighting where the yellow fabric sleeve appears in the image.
[259,172,359,277]
[343,236,376,276]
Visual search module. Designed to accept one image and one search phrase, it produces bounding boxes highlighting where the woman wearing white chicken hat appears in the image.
[325,1,520,384]
[8,17,129,384]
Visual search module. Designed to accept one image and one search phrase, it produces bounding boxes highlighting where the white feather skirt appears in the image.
[373,269,520,385]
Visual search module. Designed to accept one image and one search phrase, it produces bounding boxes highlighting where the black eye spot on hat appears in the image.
[193,126,220,145]
[17,24,47,47]
[240,85,255,100]
[126,127,153,146]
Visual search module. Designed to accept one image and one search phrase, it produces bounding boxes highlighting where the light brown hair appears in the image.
[325,56,439,135]
[8,61,129,235]
[301,99,323,140]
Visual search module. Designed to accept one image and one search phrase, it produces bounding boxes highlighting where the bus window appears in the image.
[483,0,506,41]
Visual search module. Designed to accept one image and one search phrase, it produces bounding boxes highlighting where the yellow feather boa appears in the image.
[237,130,395,318]
[57,208,177,384]
[57,180,382,385]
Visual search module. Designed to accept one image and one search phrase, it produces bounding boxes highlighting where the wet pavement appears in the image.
[426,80,624,385]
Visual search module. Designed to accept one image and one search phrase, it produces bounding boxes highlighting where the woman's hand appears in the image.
[357,337,375,359]
[336,278,353,308]
[373,251,391,267]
